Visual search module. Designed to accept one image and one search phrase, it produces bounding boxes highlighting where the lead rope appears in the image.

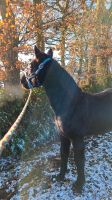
[0,89,32,156]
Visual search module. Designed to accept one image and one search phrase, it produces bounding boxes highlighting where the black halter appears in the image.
[25,57,51,89]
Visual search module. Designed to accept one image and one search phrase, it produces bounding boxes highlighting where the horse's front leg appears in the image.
[57,135,71,181]
[72,136,85,193]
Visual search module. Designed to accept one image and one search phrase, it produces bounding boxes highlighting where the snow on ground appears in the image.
[0,133,112,200]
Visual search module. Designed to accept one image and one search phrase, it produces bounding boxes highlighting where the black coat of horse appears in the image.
[20,46,112,193]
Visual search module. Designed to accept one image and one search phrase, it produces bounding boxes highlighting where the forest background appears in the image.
[0,0,112,155]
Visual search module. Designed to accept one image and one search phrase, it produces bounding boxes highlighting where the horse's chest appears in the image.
[55,116,64,134]
[54,115,75,136]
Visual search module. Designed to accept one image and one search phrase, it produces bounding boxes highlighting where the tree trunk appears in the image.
[33,0,45,51]
[95,0,108,86]
[0,0,6,19]
[0,0,19,85]
[60,27,66,67]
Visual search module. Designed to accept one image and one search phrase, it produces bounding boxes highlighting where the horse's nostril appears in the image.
[20,75,29,89]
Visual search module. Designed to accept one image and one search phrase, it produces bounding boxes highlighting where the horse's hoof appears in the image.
[72,179,84,194]
[56,173,65,182]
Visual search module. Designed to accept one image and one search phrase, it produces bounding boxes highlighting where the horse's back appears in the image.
[92,88,112,98]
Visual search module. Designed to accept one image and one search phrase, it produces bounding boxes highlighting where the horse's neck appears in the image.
[44,60,81,116]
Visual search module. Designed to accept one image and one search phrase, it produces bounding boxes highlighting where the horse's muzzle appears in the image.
[20,72,29,90]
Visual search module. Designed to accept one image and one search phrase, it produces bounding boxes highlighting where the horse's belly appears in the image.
[88,116,112,135]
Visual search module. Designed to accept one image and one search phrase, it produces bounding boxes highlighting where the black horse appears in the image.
[20,46,112,193]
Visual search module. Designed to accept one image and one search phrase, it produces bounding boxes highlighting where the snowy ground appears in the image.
[0,133,112,200]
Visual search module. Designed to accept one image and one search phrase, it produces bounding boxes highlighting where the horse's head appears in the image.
[20,46,53,89]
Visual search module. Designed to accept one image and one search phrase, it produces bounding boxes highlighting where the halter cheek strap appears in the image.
[26,57,51,89]
[35,58,51,75]
[27,77,34,89]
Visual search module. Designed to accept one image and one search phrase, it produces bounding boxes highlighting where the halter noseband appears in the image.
[25,57,51,89]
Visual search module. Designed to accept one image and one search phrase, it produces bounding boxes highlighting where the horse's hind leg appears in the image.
[58,135,71,181]
[72,136,85,193]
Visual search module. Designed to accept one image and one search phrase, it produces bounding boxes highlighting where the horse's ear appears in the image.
[47,48,53,58]
[34,45,41,58]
